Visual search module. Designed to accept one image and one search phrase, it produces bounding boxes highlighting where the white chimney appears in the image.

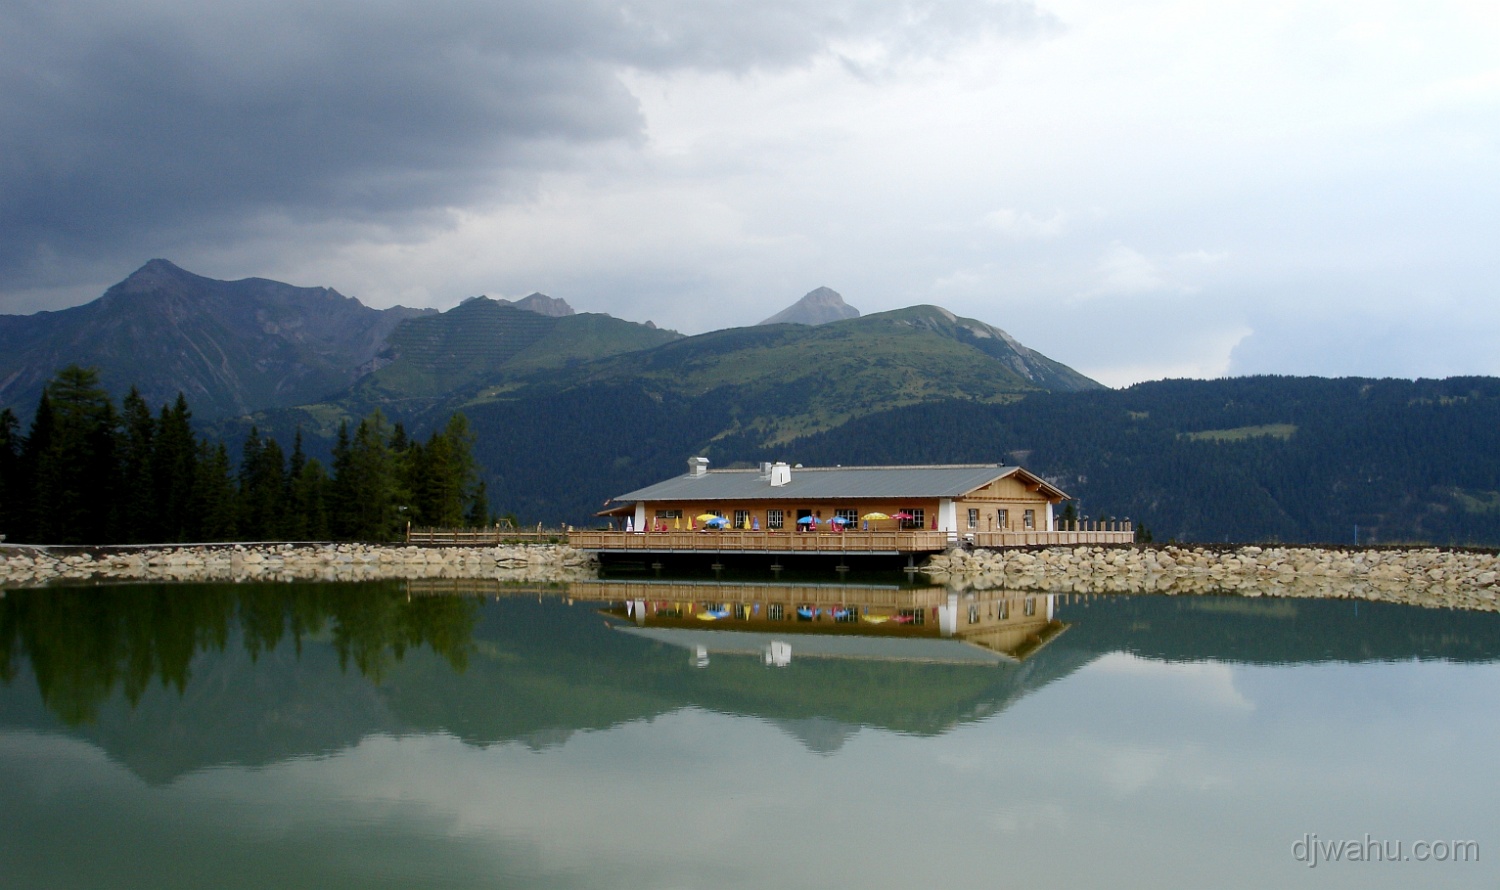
[769,462,791,487]
[688,456,710,477]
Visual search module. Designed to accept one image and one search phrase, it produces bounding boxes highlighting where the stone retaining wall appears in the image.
[924,545,1500,611]
[0,542,598,587]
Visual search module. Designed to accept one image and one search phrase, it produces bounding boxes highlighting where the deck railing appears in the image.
[567,529,952,553]
[968,528,1135,547]
[405,525,569,545]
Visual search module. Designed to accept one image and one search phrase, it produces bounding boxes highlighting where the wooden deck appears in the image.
[567,529,952,555]
[968,529,1135,547]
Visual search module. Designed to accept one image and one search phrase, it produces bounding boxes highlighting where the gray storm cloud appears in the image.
[0,0,1049,292]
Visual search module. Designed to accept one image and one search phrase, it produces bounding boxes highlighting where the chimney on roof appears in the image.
[688,456,710,477]
[769,462,791,487]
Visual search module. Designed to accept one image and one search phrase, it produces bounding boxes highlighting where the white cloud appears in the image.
[981,208,1069,239]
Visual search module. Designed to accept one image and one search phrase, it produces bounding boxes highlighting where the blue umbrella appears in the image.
[703,516,728,528]
[797,516,817,526]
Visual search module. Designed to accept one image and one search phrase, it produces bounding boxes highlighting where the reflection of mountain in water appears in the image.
[771,717,861,755]
[3,580,1499,782]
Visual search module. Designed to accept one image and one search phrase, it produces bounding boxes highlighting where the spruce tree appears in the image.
[119,388,158,543]
[15,393,55,542]
[330,411,403,540]
[0,408,18,539]
[153,395,197,543]
[35,366,118,544]
[191,441,238,542]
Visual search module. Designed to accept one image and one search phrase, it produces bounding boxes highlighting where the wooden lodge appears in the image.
[571,458,1134,557]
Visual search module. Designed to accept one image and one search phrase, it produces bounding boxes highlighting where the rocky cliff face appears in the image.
[0,259,431,419]
[498,292,575,317]
[758,286,861,326]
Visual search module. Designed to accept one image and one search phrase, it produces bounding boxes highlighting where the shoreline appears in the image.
[3,540,1499,612]
[924,544,1500,612]
[0,541,598,587]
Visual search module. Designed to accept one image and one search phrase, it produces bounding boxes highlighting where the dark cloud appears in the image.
[0,0,1049,298]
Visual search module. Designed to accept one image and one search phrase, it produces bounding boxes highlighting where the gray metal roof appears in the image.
[613,464,1068,502]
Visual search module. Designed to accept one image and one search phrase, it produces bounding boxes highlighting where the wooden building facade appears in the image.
[600,458,1071,535]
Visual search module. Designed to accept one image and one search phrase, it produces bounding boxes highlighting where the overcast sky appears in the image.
[3,0,1496,386]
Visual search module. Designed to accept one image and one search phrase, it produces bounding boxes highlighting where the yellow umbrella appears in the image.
[674,516,681,530]
[696,513,721,522]
[862,512,890,520]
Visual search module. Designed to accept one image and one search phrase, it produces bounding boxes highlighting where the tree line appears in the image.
[0,366,489,545]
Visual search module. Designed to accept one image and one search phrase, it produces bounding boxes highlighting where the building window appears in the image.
[767,509,784,530]
[733,509,750,529]
[997,509,1009,530]
[900,508,925,530]
[835,508,859,527]
[768,603,785,620]
[968,604,980,624]
[655,509,682,520]
[967,508,979,529]
[997,599,1009,620]
[1023,509,1035,530]
[1023,597,1036,616]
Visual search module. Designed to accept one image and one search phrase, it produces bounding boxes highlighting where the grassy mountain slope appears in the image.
[457,304,1101,446]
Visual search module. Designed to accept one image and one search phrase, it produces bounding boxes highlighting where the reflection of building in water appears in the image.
[575,580,1065,664]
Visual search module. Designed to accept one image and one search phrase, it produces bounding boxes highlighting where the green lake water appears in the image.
[1,580,1497,889]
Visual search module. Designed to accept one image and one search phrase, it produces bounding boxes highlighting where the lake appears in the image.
[1,578,1497,889]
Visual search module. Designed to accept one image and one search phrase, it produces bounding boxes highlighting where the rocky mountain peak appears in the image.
[758,287,861,326]
[502,292,575,317]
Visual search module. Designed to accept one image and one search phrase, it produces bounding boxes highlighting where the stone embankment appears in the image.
[924,545,1500,612]
[0,542,597,587]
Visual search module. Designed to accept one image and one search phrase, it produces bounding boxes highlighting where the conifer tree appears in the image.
[0,408,18,538]
[15,393,55,542]
[34,366,117,544]
[153,395,197,542]
[119,388,158,543]
[191,441,237,542]
[331,411,403,540]
[238,427,286,540]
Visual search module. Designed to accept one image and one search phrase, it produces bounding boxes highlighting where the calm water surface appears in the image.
[1,579,1497,889]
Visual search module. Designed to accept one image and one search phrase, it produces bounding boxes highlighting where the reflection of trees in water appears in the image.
[0,582,479,724]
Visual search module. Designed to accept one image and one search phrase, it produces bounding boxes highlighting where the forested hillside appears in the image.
[716,376,1500,546]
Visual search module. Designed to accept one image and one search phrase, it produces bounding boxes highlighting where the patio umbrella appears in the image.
[696,514,721,523]
[625,517,633,532]
[796,516,817,526]
[861,512,890,521]
[703,516,728,529]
